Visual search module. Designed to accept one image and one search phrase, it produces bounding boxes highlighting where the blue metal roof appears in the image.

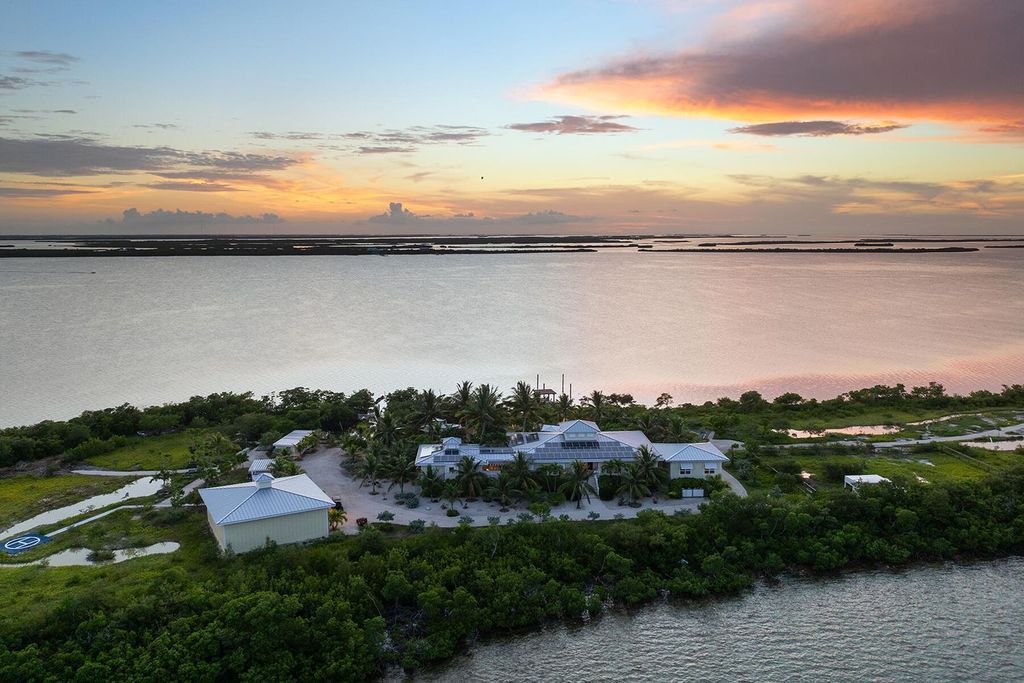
[199,474,333,526]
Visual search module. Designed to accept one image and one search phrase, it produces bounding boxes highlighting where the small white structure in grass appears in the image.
[248,458,273,480]
[198,473,334,554]
[272,429,315,454]
[844,474,891,491]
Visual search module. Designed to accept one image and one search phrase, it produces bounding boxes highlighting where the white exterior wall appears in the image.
[207,510,227,549]
[669,462,722,478]
[218,509,328,554]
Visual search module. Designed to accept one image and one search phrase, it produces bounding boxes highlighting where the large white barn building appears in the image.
[415,419,728,479]
[198,473,334,554]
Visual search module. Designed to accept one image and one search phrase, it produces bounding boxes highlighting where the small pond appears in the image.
[0,542,180,568]
[0,477,163,540]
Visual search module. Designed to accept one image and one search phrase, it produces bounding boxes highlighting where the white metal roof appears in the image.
[416,421,728,469]
[248,459,273,473]
[844,474,890,486]
[652,442,729,462]
[272,429,314,449]
[199,473,333,526]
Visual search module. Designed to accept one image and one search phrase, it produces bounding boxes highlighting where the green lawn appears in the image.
[736,441,1022,496]
[0,474,133,530]
[84,432,195,471]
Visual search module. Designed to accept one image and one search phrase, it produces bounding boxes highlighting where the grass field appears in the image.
[740,442,1021,495]
[84,432,195,471]
[0,474,134,530]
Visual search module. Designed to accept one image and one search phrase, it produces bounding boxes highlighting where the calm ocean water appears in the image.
[1,250,1023,426]
[408,558,1024,682]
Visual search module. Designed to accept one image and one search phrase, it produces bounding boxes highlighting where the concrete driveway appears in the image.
[301,447,741,533]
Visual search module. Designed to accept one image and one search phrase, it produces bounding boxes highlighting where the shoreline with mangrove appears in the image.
[0,381,1022,678]
[1,233,1022,257]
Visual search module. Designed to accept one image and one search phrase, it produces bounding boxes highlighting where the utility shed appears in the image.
[198,473,333,553]
[248,459,273,479]
[272,429,314,454]
[844,474,891,491]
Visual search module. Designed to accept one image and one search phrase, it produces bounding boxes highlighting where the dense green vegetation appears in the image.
[0,381,1021,678]
[1,467,1022,679]
[82,432,196,471]
[3,381,1022,469]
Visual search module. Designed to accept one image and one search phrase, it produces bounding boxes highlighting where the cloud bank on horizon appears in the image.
[0,0,1021,235]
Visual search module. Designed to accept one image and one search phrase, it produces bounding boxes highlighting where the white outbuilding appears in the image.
[198,473,333,553]
[844,474,891,491]
[272,429,314,454]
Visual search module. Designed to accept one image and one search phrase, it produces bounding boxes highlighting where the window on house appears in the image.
[704,466,717,475]
[679,467,692,475]
[444,448,459,455]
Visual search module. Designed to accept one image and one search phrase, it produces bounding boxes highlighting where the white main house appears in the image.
[415,419,729,479]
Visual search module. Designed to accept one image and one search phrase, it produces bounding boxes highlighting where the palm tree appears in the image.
[328,508,347,530]
[450,381,474,430]
[535,462,563,494]
[340,433,365,466]
[508,381,539,431]
[385,453,419,495]
[455,455,488,498]
[632,413,666,442]
[560,460,597,509]
[664,416,698,443]
[441,480,462,510]
[633,445,667,493]
[556,393,573,422]
[460,384,503,442]
[355,452,383,494]
[503,451,538,496]
[487,473,522,511]
[585,390,606,424]
[372,410,400,449]
[616,464,651,506]
[411,389,443,435]
[419,465,444,499]
[603,458,627,476]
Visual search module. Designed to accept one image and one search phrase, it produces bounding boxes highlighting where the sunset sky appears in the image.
[1,0,1022,234]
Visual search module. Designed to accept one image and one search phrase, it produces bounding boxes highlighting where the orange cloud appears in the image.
[540,0,1023,125]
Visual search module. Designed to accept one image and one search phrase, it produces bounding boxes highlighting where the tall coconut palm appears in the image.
[503,451,538,496]
[603,458,627,476]
[487,472,522,511]
[586,390,607,424]
[616,464,651,505]
[340,433,366,466]
[633,445,667,493]
[556,393,573,422]
[411,389,443,435]
[385,453,419,495]
[460,384,503,442]
[560,460,597,509]
[455,454,487,498]
[418,465,445,499]
[508,381,539,431]
[535,462,563,494]
[355,452,383,494]
[441,480,462,510]
[632,413,666,442]
[372,410,401,449]
[450,381,474,429]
